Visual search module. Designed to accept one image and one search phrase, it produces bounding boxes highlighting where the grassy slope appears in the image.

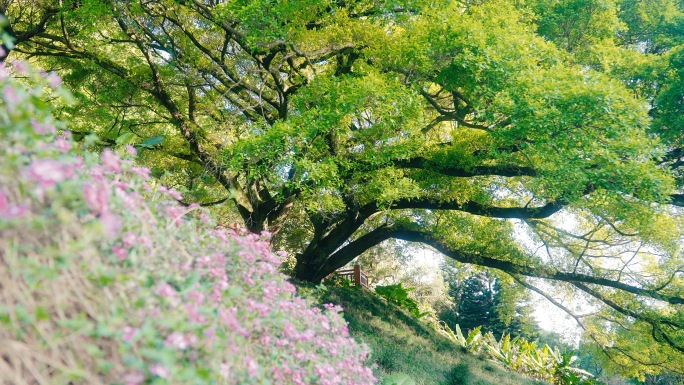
[300,285,547,385]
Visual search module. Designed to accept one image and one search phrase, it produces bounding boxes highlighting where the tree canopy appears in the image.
[3,0,684,377]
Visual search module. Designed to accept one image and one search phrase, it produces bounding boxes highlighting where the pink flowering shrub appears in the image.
[0,62,376,385]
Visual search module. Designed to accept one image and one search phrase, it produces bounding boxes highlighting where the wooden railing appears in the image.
[333,265,369,289]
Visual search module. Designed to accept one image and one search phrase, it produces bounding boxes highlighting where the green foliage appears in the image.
[323,272,355,288]
[444,364,472,385]
[375,283,429,319]
[437,322,598,385]
[453,274,497,334]
[306,286,546,385]
[0,62,375,385]
[440,271,538,341]
[439,323,484,353]
[5,0,684,377]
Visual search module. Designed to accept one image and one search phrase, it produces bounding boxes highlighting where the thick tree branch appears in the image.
[314,223,684,308]
[394,157,537,177]
[112,13,258,229]
[311,223,396,281]
[1,7,59,62]
[387,228,684,306]
[387,197,567,219]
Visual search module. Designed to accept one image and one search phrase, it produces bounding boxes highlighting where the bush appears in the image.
[444,364,472,385]
[374,283,428,318]
[0,61,376,385]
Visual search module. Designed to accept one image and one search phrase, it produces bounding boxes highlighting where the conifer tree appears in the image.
[446,272,538,339]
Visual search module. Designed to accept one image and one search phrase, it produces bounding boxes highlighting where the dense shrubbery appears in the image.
[0,62,376,385]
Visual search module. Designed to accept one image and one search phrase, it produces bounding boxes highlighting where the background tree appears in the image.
[453,273,496,334]
[3,0,684,375]
[440,270,538,339]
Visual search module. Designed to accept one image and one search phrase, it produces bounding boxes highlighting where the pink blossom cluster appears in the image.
[0,63,376,385]
[0,189,28,219]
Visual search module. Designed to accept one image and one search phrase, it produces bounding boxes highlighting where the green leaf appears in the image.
[115,132,136,146]
[139,135,165,148]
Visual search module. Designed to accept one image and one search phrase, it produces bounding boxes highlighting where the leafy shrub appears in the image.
[374,283,428,318]
[0,61,376,385]
[436,321,597,385]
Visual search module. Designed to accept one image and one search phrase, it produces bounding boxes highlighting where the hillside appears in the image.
[0,68,376,385]
[300,285,547,385]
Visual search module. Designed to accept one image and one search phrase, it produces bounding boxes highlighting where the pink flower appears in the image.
[149,364,169,378]
[158,186,183,200]
[186,303,207,324]
[139,234,152,248]
[73,155,85,170]
[25,158,74,189]
[13,60,28,74]
[100,211,122,239]
[186,290,205,304]
[0,204,28,219]
[122,326,138,343]
[88,165,106,180]
[324,303,344,313]
[101,148,121,173]
[2,86,20,107]
[165,205,186,226]
[0,189,8,212]
[30,119,56,135]
[276,250,288,260]
[245,357,258,377]
[125,145,137,156]
[122,232,137,247]
[246,299,270,316]
[114,181,130,191]
[165,332,190,350]
[204,327,216,342]
[130,166,151,180]
[219,308,250,337]
[46,72,62,89]
[53,135,71,153]
[83,183,110,214]
[156,282,177,299]
[0,190,25,219]
[219,363,231,379]
[123,371,145,385]
[112,245,127,260]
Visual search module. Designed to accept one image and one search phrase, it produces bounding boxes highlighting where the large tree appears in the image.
[3,0,684,374]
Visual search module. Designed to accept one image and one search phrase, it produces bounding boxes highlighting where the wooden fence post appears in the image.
[353,265,361,287]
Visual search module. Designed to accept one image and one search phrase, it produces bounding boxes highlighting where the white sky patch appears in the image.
[413,246,443,269]
[531,289,584,346]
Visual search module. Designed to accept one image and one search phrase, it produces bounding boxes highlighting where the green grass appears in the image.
[299,284,549,385]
